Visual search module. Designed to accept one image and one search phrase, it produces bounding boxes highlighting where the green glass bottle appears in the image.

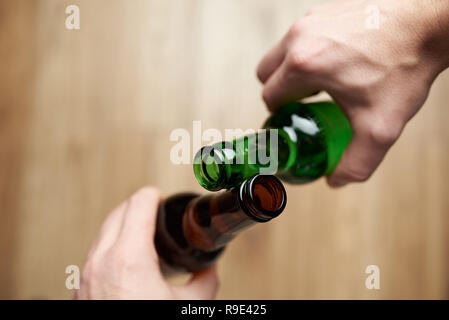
[193,101,352,191]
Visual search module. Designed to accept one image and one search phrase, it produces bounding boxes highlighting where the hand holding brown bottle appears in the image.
[75,187,218,300]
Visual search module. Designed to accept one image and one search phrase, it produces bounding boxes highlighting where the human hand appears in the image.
[257,0,449,187]
[75,187,219,300]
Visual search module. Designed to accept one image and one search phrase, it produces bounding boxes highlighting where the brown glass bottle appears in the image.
[154,175,287,275]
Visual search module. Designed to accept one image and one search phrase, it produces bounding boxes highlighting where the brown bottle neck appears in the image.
[182,175,287,252]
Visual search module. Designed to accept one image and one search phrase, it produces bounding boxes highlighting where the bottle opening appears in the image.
[193,146,227,191]
[239,174,287,221]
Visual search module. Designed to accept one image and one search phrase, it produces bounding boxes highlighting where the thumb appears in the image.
[173,266,219,300]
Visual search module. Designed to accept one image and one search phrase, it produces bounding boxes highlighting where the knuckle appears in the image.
[367,117,401,147]
[288,18,307,37]
[286,50,317,73]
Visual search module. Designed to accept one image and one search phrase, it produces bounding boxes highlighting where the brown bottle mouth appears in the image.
[239,174,287,222]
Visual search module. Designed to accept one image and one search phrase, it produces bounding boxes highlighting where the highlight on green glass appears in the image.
[193,101,353,191]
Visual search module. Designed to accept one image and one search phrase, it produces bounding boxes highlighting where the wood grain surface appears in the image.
[0,0,448,299]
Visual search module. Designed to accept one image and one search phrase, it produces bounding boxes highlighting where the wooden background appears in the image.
[1,0,448,299]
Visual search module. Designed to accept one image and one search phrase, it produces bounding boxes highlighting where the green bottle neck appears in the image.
[193,130,291,191]
[193,101,352,191]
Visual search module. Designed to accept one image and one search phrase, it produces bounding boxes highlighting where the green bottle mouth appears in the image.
[193,146,228,191]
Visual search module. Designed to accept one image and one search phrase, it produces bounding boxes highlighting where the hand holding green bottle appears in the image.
[257,0,449,187]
